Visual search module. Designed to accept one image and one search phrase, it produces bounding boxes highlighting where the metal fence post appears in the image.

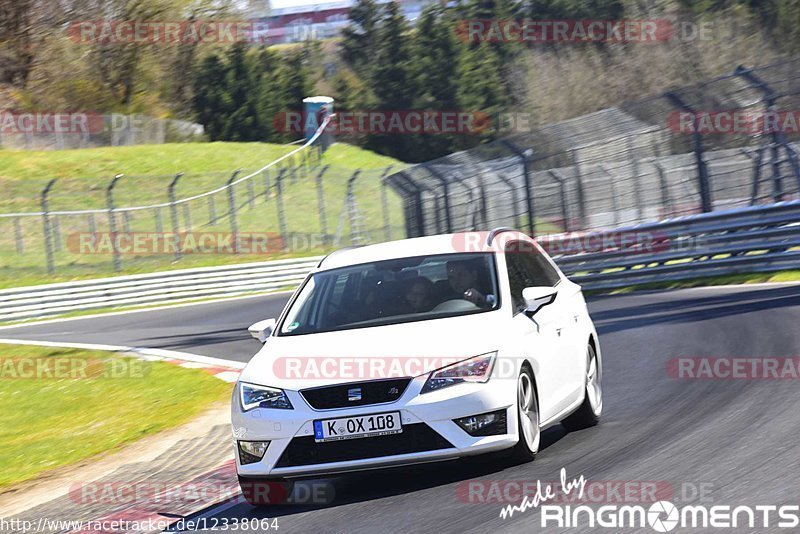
[424,165,452,233]
[665,92,713,212]
[598,165,621,226]
[571,148,588,229]
[168,173,183,262]
[227,170,241,254]
[14,217,23,254]
[88,213,96,235]
[247,178,255,209]
[263,169,271,202]
[502,140,535,235]
[315,165,330,246]
[547,170,572,232]
[497,173,521,229]
[106,174,124,272]
[207,195,216,225]
[651,160,673,217]
[392,172,425,238]
[154,207,163,234]
[275,168,288,250]
[379,166,394,242]
[41,179,57,275]
[742,148,765,205]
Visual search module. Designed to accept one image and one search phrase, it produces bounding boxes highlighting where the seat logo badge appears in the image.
[348,387,362,401]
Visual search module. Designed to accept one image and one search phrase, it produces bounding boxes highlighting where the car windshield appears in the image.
[278,253,499,335]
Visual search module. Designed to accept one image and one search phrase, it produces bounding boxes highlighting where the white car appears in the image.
[232,229,603,505]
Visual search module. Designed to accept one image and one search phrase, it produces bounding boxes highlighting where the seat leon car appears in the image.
[232,229,603,505]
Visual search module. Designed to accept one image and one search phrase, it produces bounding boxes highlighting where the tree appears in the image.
[252,46,280,141]
[408,5,462,160]
[340,0,380,77]
[365,1,416,159]
[273,51,310,142]
[193,53,229,141]
[220,42,259,141]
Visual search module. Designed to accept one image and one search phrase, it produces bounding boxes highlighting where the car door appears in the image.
[523,244,586,403]
[504,241,573,422]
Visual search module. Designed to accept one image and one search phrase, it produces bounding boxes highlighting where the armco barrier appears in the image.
[553,200,800,290]
[0,256,322,322]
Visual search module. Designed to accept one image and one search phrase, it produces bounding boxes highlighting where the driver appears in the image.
[442,259,490,308]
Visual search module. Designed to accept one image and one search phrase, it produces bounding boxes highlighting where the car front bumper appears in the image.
[231,375,518,478]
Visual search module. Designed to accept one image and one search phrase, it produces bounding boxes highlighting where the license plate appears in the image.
[313,411,403,442]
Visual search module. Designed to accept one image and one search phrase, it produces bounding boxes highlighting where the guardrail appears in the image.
[2,201,798,322]
[0,256,322,322]
[552,200,800,290]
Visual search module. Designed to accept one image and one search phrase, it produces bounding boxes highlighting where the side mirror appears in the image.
[248,318,277,343]
[522,286,557,316]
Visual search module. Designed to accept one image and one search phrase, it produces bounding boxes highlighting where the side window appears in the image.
[505,241,561,313]
[505,252,528,312]
[526,250,561,287]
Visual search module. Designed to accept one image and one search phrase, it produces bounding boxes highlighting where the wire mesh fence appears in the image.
[0,135,403,285]
[388,57,800,239]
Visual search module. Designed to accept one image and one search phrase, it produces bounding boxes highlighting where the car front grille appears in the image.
[300,378,412,410]
[275,423,454,468]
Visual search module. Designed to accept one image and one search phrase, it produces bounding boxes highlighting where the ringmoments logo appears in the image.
[538,501,800,530]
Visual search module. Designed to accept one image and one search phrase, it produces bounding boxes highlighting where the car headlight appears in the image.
[421,352,497,393]
[239,382,293,410]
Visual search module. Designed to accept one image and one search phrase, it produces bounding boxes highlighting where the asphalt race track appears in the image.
[2,283,800,533]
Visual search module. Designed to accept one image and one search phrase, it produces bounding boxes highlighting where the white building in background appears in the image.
[257,0,441,45]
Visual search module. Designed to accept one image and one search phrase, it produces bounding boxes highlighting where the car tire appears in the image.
[562,342,602,431]
[238,475,294,507]
[511,366,540,462]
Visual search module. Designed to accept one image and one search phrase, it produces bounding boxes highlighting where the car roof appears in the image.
[317,231,536,271]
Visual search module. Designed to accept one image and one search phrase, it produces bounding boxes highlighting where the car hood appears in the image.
[239,311,509,390]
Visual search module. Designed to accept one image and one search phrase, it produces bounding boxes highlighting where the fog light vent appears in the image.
[454,409,507,436]
[238,440,270,465]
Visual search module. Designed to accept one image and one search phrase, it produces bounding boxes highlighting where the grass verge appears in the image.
[0,344,232,490]
[594,270,800,295]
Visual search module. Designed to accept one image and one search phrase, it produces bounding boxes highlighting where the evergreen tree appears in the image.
[274,51,311,142]
[222,42,260,141]
[410,5,462,160]
[340,0,381,77]
[367,1,416,159]
[252,47,280,141]
[192,53,228,141]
